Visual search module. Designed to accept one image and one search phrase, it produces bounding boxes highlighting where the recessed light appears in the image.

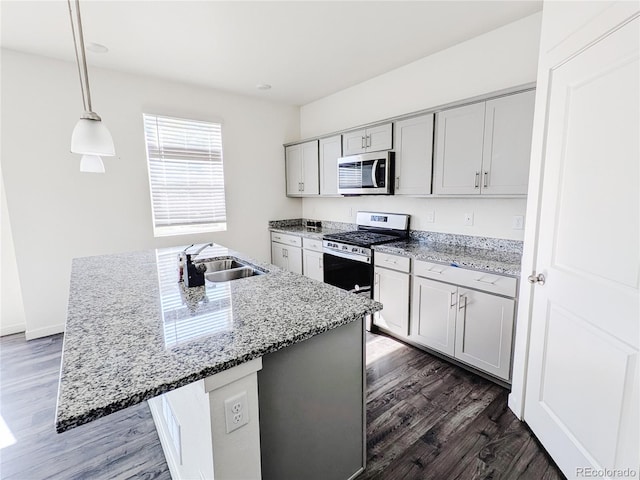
[86,42,108,54]
[256,84,272,90]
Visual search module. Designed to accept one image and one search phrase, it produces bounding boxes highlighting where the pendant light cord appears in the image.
[67,0,92,113]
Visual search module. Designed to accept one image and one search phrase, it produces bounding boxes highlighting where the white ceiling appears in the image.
[0,1,542,106]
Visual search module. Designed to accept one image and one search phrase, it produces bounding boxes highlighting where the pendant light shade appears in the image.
[71,118,115,156]
[79,154,106,173]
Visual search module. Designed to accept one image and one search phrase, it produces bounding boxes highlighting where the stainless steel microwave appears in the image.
[337,151,394,195]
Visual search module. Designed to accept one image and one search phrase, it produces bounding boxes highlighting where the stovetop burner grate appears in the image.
[323,230,400,248]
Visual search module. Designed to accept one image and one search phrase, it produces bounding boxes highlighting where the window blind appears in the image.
[143,114,227,236]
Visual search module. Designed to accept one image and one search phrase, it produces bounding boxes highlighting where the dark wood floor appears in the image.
[0,331,563,479]
[363,332,564,480]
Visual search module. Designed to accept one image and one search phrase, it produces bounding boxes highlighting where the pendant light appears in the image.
[67,0,115,173]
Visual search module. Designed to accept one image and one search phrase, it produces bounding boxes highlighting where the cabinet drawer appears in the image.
[374,252,410,273]
[303,237,323,252]
[271,232,302,248]
[414,260,517,297]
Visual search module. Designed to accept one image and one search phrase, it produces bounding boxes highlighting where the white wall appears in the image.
[1,165,26,335]
[300,12,541,240]
[1,49,300,339]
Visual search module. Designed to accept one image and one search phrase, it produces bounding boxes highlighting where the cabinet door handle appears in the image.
[300,182,304,192]
[458,294,467,311]
[367,135,371,148]
[474,275,497,285]
[450,291,457,308]
[483,171,488,188]
[428,265,445,274]
[361,136,366,149]
[283,248,288,258]
[374,273,380,285]
[474,172,480,188]
[395,177,400,189]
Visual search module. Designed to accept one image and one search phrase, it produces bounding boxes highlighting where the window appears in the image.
[143,114,227,237]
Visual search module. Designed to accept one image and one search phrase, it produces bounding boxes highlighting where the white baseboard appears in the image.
[148,397,182,480]
[25,323,64,340]
[1,323,25,337]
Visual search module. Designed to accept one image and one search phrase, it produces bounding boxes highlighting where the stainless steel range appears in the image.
[323,212,410,296]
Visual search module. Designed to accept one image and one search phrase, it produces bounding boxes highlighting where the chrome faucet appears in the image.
[181,243,213,287]
[188,242,213,256]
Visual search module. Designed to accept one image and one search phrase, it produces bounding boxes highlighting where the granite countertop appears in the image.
[375,240,522,276]
[268,225,349,240]
[56,244,381,433]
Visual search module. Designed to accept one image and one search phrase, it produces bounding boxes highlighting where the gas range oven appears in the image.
[322,212,410,297]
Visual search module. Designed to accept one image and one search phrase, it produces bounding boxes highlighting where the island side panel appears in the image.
[258,317,365,480]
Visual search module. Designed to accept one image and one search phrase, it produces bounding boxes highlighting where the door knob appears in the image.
[527,273,545,286]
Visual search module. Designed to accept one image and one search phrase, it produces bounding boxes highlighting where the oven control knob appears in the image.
[342,245,348,250]
[351,247,358,252]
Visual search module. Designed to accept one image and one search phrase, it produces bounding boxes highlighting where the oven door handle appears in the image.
[348,286,371,294]
[371,159,379,188]
[323,249,371,264]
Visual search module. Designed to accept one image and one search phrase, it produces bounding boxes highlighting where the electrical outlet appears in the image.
[512,215,525,230]
[224,391,249,433]
[425,211,435,223]
[464,213,474,226]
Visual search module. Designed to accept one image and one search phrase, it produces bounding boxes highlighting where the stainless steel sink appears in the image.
[196,258,264,283]
[199,259,246,273]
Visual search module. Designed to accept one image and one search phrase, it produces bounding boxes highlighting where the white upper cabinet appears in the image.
[433,90,535,196]
[285,145,303,196]
[285,140,319,196]
[342,123,393,156]
[433,102,486,195]
[319,135,342,196]
[393,114,434,195]
[481,90,535,195]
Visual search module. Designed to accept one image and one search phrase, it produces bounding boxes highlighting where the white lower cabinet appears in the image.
[302,238,324,282]
[271,233,302,275]
[454,288,515,380]
[373,253,410,337]
[411,277,456,356]
[409,260,517,382]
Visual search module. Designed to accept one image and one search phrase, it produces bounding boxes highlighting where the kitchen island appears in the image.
[56,244,382,480]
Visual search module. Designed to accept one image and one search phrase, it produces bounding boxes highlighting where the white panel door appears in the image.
[319,135,341,196]
[454,288,515,380]
[302,249,323,282]
[394,114,434,195]
[300,140,319,195]
[410,277,456,355]
[285,145,302,196]
[433,102,485,195]
[481,90,535,195]
[366,123,393,152]
[373,267,410,337]
[525,14,639,477]
[342,129,366,156]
